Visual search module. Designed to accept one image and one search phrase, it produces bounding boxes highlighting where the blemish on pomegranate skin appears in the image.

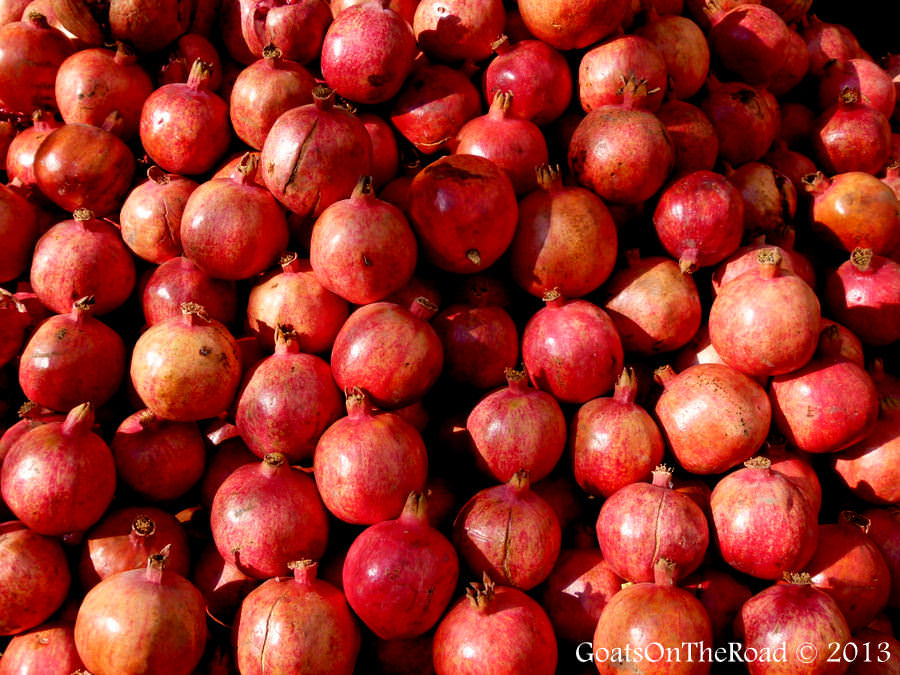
[199,345,211,356]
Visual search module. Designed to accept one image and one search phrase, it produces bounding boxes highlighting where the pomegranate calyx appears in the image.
[782,571,812,585]
[507,469,531,492]
[850,247,874,273]
[465,572,497,612]
[288,559,318,585]
[651,465,674,488]
[743,456,772,470]
[131,515,157,538]
[62,401,94,436]
[653,558,678,586]
[400,491,429,524]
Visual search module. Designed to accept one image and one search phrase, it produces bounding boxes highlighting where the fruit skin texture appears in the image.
[708,248,821,377]
[341,492,459,640]
[233,561,360,675]
[0,521,71,636]
[408,153,519,274]
[515,0,629,51]
[654,363,771,475]
[710,458,819,580]
[130,305,243,422]
[521,291,624,405]
[432,576,558,675]
[0,620,86,674]
[832,407,900,505]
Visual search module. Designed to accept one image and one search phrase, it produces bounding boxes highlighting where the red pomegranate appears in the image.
[515,0,629,50]
[413,0,506,63]
[141,255,238,327]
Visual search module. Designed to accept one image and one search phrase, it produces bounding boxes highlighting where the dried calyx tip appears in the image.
[180,302,210,321]
[744,456,772,470]
[783,571,811,585]
[465,572,497,609]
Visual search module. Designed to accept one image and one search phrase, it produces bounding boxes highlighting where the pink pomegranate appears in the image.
[515,0,629,50]
[597,466,709,583]
[833,402,900,505]
[710,457,819,579]
[634,12,710,100]
[313,388,428,524]
[570,366,665,498]
[466,368,566,483]
[210,452,330,578]
[700,77,780,166]
[521,290,624,404]
[724,160,798,237]
[453,470,561,591]
[0,620,85,673]
[706,0,792,85]
[141,256,238,327]
[578,35,668,113]
[812,87,892,176]
[413,0,506,63]
[238,0,332,64]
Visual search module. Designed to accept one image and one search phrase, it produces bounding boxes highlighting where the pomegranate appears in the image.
[139,59,231,176]
[1,402,116,542]
[180,152,289,280]
[654,363,771,475]
[260,83,373,223]
[724,160,798,238]
[767,29,810,97]
[0,521,70,636]
[465,368,566,483]
[453,90,549,196]
[78,507,191,591]
[655,99,719,175]
[210,452,329,578]
[769,325,879,454]
[0,620,85,673]
[119,167,199,265]
[833,399,900,505]
[359,112,399,189]
[5,109,62,187]
[761,441,822,516]
[453,470,561,590]
[509,164,617,298]
[812,87,892,176]
[570,366,665,497]
[33,119,136,217]
[130,302,243,422]
[0,290,29,369]
[159,32,224,90]
[108,0,195,52]
[706,0,792,85]
[634,12,710,100]
[198,424,257,510]
[245,252,349,353]
[413,0,506,64]
[482,35,573,126]
[233,560,360,675]
[710,457,819,579]
[309,175,418,304]
[823,248,900,346]
[313,388,428,524]
[819,58,897,119]
[54,41,154,141]
[578,35,667,113]
[235,326,343,464]
[521,289,624,404]
[540,544,623,644]
[190,543,259,626]
[110,409,207,502]
[74,550,208,675]
[141,256,238,327]
[805,512,891,632]
[407,153,518,274]
[329,298,444,409]
[682,567,752,643]
[700,77,780,166]
[342,492,460,640]
[805,171,900,256]
[0,402,63,465]
[590,558,713,675]
[321,0,416,104]
[711,232,816,295]
[0,12,74,115]
[238,0,333,64]
[515,0,629,50]
[801,14,869,78]
[603,249,702,354]
[708,248,821,377]
[433,574,557,674]
[228,45,315,150]
[652,170,744,273]
[736,572,852,675]
[596,466,709,582]
[862,507,900,608]
[17,296,126,413]
[568,95,675,205]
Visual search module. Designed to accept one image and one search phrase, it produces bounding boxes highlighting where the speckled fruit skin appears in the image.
[736,580,851,675]
[413,0,506,64]
[710,459,819,580]
[210,454,330,579]
[0,184,39,284]
[236,337,343,464]
[708,251,821,377]
[596,470,709,583]
[540,547,623,644]
[234,562,360,675]
[0,521,71,636]
[654,363,771,475]
[570,368,665,498]
[29,212,136,316]
[141,256,238,327]
[433,580,558,675]
[516,0,629,51]
[314,393,428,525]
[321,2,416,104]
[603,251,702,355]
[342,493,459,640]
[568,104,675,205]
[466,368,566,483]
[833,412,900,505]
[408,154,519,274]
[330,300,444,410]
[129,307,242,422]
[453,472,561,590]
[521,294,624,405]
[591,563,713,675]
[769,330,879,454]
[0,620,85,674]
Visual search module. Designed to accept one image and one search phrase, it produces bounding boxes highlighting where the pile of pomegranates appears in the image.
[2,0,900,672]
